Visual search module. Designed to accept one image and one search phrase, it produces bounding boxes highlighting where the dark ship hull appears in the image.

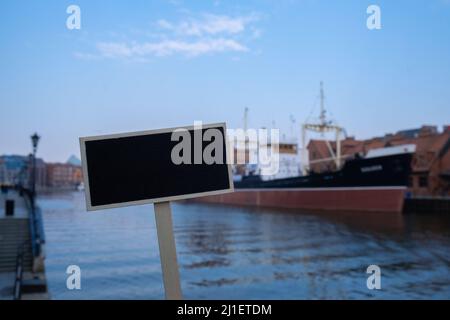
[195,153,413,213]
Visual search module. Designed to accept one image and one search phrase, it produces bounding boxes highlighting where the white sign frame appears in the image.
[79,122,234,211]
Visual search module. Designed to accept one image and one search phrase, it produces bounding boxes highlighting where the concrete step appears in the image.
[0,232,30,237]
[0,242,31,248]
[0,248,31,253]
[0,227,29,231]
[0,246,32,253]
[0,231,31,236]
[0,239,33,273]
[0,223,30,228]
[0,233,30,238]
[0,250,32,256]
[0,256,33,264]
[0,261,33,269]
[0,222,30,235]
[0,262,33,272]
[0,218,33,273]
[0,252,32,258]
[0,255,32,260]
[0,248,33,255]
[0,266,32,273]
[0,245,31,250]
[0,230,30,235]
[0,259,33,266]
[0,266,33,272]
[0,242,32,252]
[0,255,33,264]
[0,262,33,270]
[0,246,31,251]
[0,239,31,245]
[0,220,29,225]
[21,278,47,294]
[0,239,32,244]
[0,241,32,247]
[0,221,29,228]
[0,253,33,261]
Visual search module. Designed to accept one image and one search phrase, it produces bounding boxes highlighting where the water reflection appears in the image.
[39,192,450,300]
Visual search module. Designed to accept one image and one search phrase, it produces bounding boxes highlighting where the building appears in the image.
[46,163,83,189]
[0,155,46,189]
[1,154,83,190]
[0,155,28,185]
[307,125,450,197]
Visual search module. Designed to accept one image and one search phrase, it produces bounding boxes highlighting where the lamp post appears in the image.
[30,133,40,197]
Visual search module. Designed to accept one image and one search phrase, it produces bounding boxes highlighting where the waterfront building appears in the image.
[0,155,83,190]
[46,162,83,189]
[0,155,46,189]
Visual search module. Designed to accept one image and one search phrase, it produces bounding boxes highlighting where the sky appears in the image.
[1,0,450,162]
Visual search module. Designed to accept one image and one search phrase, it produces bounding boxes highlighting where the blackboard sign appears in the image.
[80,123,233,211]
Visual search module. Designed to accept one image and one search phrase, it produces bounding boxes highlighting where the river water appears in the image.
[38,191,450,300]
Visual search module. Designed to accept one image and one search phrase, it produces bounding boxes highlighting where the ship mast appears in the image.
[301,82,344,175]
[243,107,249,132]
[319,81,326,127]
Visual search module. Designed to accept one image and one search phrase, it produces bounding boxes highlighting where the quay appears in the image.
[0,185,48,300]
[404,196,450,214]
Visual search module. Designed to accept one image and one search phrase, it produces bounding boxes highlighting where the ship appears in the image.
[195,83,415,213]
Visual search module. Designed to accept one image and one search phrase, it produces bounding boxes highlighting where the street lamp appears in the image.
[30,133,40,196]
[31,133,40,155]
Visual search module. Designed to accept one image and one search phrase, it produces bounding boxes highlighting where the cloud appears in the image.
[157,13,259,36]
[157,19,173,30]
[96,38,248,58]
[76,13,260,60]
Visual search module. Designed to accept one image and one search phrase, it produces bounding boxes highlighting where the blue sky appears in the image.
[1,0,450,162]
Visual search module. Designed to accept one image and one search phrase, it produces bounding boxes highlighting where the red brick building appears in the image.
[307,125,450,197]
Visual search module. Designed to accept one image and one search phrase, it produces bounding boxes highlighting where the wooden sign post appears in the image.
[79,123,233,300]
[154,201,182,300]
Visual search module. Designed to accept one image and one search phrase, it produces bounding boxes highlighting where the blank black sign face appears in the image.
[80,124,232,210]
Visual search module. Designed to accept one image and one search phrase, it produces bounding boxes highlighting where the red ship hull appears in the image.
[194,187,407,213]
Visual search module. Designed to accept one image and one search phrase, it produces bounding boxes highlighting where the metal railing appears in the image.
[14,185,46,259]
[13,242,26,300]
